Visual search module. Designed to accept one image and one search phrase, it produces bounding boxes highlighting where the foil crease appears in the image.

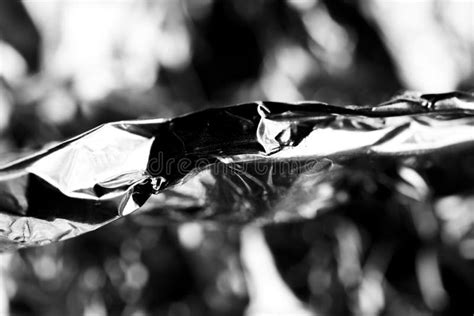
[0,91,474,250]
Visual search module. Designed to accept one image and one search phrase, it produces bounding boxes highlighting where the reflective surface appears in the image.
[0,91,474,250]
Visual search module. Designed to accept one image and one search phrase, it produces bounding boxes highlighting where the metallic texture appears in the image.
[0,91,473,250]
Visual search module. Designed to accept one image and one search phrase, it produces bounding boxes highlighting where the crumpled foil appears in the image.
[1,91,474,251]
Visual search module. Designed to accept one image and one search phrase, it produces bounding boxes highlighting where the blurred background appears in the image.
[0,0,473,315]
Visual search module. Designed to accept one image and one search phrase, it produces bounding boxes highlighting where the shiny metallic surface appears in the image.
[0,91,473,250]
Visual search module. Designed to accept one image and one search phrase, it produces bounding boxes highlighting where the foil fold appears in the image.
[1,91,474,250]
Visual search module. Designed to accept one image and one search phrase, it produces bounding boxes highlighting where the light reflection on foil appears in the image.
[0,92,473,251]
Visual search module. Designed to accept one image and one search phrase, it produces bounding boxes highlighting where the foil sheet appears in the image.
[1,91,474,251]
